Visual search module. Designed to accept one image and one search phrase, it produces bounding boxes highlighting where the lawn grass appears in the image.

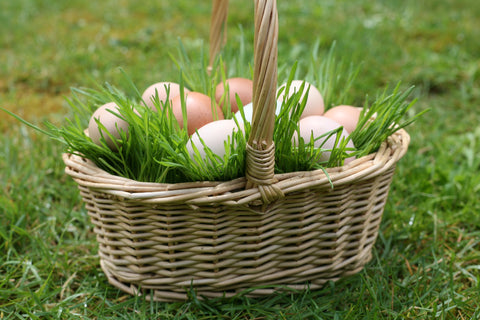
[1,0,480,318]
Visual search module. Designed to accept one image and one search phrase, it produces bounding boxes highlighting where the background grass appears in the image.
[1,0,479,318]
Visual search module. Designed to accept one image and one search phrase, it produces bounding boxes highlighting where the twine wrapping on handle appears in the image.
[245,0,283,204]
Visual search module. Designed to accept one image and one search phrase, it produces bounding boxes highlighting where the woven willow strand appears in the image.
[245,0,283,203]
[63,129,409,205]
[208,0,229,72]
[249,0,278,148]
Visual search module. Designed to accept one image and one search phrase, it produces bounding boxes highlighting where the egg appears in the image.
[141,82,190,111]
[186,119,244,160]
[294,115,355,163]
[88,102,129,151]
[323,105,362,133]
[233,101,282,124]
[215,77,253,113]
[170,92,224,135]
[277,80,324,118]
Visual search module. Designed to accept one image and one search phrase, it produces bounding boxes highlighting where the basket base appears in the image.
[100,252,371,302]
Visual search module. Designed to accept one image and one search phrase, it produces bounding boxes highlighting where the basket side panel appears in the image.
[74,164,397,301]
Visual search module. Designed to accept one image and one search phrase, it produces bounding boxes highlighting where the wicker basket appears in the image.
[63,0,410,302]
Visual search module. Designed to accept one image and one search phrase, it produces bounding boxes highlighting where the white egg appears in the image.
[277,80,324,118]
[88,102,129,151]
[141,82,190,111]
[186,119,244,160]
[294,115,355,163]
[233,101,282,124]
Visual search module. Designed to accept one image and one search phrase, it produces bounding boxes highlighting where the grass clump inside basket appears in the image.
[5,42,425,183]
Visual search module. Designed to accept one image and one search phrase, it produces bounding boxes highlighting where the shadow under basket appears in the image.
[62,128,409,301]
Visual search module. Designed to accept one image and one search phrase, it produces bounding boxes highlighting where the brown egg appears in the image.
[141,82,190,111]
[88,102,129,151]
[170,92,224,135]
[323,105,362,133]
[215,77,253,113]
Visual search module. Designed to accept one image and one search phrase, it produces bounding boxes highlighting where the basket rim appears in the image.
[63,128,409,205]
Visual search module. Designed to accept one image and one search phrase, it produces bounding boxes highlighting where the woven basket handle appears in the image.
[208,0,229,73]
[209,0,282,204]
[245,0,283,203]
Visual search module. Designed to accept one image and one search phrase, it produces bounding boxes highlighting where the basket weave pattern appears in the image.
[63,0,410,301]
[63,128,408,301]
